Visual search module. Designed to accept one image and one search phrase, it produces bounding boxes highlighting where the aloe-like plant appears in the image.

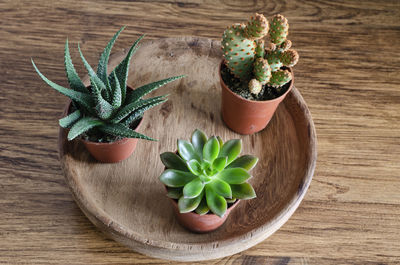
[32,27,184,142]
[159,129,258,217]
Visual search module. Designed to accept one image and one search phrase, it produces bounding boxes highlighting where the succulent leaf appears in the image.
[98,123,155,141]
[218,168,251,184]
[111,34,145,103]
[187,159,202,176]
[125,75,184,105]
[122,98,166,126]
[205,185,227,217]
[111,71,122,109]
[67,117,104,140]
[97,27,125,92]
[77,43,109,101]
[59,110,81,128]
[183,178,205,199]
[216,136,223,148]
[111,95,167,123]
[160,152,189,172]
[159,169,197,187]
[31,59,94,113]
[212,157,227,172]
[208,179,232,199]
[227,155,259,171]
[219,139,242,164]
[231,183,256,199]
[166,187,182,199]
[91,78,113,120]
[191,129,207,156]
[226,198,237,203]
[178,192,203,213]
[203,136,220,163]
[64,39,88,93]
[178,140,201,162]
[195,197,209,215]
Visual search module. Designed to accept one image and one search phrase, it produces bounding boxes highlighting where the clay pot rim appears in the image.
[219,60,294,104]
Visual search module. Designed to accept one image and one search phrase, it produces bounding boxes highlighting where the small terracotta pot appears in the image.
[63,99,143,163]
[80,119,142,163]
[169,197,239,233]
[220,62,294,135]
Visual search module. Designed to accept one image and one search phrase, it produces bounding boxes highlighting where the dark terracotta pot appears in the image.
[80,119,142,163]
[169,197,239,233]
[220,61,294,135]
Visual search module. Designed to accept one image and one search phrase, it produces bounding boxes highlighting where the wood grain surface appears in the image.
[0,0,399,264]
[59,37,316,261]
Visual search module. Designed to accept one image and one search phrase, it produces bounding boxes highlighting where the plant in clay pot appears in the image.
[220,14,299,134]
[159,129,258,233]
[32,27,184,163]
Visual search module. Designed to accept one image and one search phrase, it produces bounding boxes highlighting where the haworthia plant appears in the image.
[221,13,299,95]
[32,27,184,142]
[159,129,258,217]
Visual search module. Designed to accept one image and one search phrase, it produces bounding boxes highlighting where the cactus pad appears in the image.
[268,69,292,88]
[269,14,289,45]
[222,23,256,80]
[280,49,299,67]
[245,13,269,40]
[253,58,271,85]
[265,50,282,71]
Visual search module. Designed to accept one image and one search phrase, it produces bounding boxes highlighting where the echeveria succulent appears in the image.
[32,27,184,142]
[159,129,258,217]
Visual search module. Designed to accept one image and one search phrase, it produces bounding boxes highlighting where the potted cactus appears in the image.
[159,129,258,233]
[32,27,184,163]
[220,14,299,134]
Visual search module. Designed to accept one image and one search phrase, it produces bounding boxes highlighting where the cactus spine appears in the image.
[222,14,299,95]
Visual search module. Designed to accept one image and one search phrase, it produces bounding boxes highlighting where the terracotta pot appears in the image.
[63,98,143,163]
[80,119,142,163]
[220,62,294,135]
[169,197,239,233]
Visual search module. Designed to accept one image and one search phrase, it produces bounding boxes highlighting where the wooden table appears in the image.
[1,1,399,264]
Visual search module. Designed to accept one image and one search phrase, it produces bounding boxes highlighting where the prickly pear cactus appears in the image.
[221,13,299,96]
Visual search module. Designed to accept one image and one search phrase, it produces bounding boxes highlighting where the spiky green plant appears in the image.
[32,27,184,142]
[159,129,258,217]
[222,14,299,95]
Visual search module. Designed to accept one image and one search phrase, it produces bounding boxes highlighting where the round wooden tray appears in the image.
[59,37,317,261]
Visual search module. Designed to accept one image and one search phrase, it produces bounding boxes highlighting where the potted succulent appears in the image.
[220,14,299,134]
[159,129,258,233]
[32,27,184,163]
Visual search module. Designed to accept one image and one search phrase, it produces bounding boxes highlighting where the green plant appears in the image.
[32,27,184,142]
[221,13,299,95]
[159,129,258,217]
